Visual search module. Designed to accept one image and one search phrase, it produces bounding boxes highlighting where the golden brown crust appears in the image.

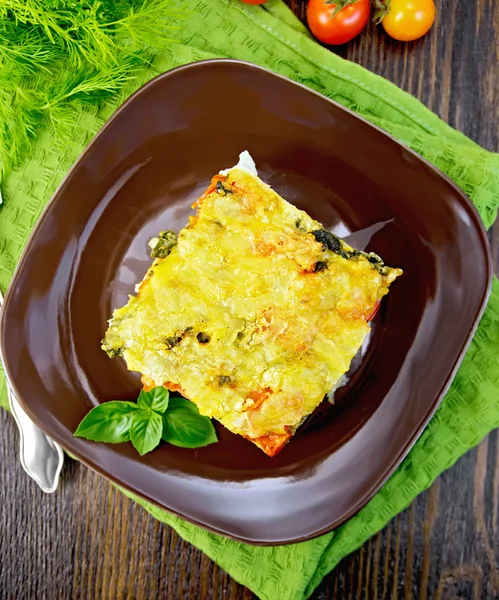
[112,167,402,458]
[244,429,292,457]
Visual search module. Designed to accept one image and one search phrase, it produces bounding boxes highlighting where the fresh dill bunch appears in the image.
[0,0,178,67]
[0,0,181,181]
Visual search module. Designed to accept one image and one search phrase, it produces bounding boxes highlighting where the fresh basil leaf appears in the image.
[161,397,218,449]
[130,409,163,456]
[137,387,169,414]
[74,401,138,443]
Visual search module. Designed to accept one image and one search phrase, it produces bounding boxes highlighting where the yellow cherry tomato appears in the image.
[382,0,436,42]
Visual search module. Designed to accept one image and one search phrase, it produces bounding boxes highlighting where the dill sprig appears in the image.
[0,0,181,181]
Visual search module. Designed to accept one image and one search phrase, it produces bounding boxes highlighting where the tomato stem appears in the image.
[325,0,358,18]
[372,0,390,23]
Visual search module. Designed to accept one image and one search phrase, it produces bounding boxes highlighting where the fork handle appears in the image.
[8,386,64,493]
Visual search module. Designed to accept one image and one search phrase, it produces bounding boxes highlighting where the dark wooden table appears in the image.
[1,1,498,599]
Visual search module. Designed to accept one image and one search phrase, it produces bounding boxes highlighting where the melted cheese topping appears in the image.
[103,167,402,446]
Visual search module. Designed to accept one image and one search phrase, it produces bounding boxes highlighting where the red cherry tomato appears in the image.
[307,0,370,46]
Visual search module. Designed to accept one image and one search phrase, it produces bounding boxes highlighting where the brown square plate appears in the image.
[0,60,492,545]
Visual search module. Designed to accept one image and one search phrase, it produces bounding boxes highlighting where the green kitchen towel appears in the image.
[1,2,499,599]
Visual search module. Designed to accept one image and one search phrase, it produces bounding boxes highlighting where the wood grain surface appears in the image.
[1,1,498,598]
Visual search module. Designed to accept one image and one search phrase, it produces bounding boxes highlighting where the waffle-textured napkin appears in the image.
[1,2,498,599]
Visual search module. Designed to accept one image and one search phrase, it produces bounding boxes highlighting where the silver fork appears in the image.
[0,288,64,493]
